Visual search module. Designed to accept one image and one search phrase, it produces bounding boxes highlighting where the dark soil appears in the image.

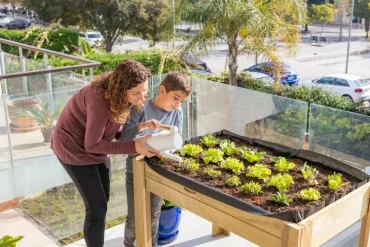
[151,135,360,214]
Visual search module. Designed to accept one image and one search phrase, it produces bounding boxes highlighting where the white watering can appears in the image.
[137,124,183,162]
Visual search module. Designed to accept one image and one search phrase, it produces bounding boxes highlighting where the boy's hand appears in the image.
[138,119,160,132]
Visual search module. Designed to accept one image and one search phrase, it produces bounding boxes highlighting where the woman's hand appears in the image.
[134,135,159,158]
[138,119,160,132]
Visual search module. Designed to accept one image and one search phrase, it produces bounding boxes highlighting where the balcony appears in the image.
[0,39,370,247]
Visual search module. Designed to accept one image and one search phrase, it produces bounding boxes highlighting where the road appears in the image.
[112,23,370,80]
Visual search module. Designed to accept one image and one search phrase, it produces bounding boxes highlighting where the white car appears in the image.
[249,72,274,83]
[79,31,103,47]
[0,14,11,27]
[300,74,370,103]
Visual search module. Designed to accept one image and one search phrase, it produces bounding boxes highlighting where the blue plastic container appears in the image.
[158,206,182,245]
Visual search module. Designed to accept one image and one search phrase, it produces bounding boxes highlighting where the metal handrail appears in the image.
[0,38,101,80]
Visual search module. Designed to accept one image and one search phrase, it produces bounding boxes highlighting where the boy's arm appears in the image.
[121,107,144,141]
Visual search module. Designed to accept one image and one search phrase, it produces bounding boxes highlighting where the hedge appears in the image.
[0,28,79,57]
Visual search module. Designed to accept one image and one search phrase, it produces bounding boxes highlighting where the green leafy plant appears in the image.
[220,157,245,175]
[241,181,263,195]
[328,172,349,190]
[179,144,203,157]
[270,192,293,206]
[182,158,200,173]
[267,173,294,193]
[162,199,177,209]
[273,157,295,173]
[202,148,224,164]
[0,235,24,247]
[226,176,241,187]
[241,148,266,163]
[245,164,271,182]
[300,188,321,201]
[202,167,222,178]
[219,139,239,156]
[301,163,319,185]
[201,134,219,147]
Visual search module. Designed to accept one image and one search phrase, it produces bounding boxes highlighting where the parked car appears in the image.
[0,14,11,27]
[6,19,30,30]
[243,62,299,86]
[299,74,370,103]
[79,31,103,47]
[248,71,274,83]
[184,57,213,74]
[29,20,48,27]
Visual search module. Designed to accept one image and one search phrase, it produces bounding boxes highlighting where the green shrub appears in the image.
[0,28,79,56]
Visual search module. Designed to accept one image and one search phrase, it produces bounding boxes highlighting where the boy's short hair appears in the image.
[160,72,192,96]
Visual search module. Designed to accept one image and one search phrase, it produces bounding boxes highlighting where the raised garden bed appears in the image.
[148,130,368,223]
[133,130,370,247]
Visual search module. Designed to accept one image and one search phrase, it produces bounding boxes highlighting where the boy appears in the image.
[121,72,192,247]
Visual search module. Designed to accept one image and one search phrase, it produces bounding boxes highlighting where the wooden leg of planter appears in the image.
[282,222,312,247]
[134,156,151,247]
[212,223,230,237]
[358,199,370,247]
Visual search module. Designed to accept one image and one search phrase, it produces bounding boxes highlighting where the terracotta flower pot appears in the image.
[7,98,40,131]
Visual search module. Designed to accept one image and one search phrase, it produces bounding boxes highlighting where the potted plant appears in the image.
[7,98,40,132]
[158,199,182,245]
[25,100,64,143]
[0,235,24,247]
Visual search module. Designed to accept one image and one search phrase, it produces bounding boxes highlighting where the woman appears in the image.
[51,59,158,247]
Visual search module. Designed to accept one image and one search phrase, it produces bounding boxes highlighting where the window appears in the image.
[354,79,370,87]
[317,77,334,85]
[334,78,349,87]
[249,65,263,72]
[87,33,101,38]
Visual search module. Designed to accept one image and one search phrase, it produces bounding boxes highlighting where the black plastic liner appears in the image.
[147,130,370,223]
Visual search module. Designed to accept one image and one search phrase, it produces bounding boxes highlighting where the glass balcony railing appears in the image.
[1,39,370,246]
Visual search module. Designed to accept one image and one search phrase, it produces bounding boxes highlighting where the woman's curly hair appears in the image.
[90,59,152,123]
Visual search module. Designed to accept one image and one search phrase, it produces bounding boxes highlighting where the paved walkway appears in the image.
[0,209,58,247]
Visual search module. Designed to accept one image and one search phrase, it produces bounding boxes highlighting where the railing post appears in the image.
[303,133,310,150]
[19,47,28,95]
[0,51,8,94]
[44,54,54,113]
[89,67,94,83]
[2,94,18,197]
[21,58,28,95]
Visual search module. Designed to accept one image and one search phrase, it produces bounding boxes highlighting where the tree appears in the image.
[23,0,149,52]
[353,0,370,38]
[309,3,338,38]
[136,0,173,47]
[177,0,304,86]
[304,0,335,31]
[0,0,23,18]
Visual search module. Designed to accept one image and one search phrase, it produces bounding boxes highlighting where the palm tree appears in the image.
[177,0,304,86]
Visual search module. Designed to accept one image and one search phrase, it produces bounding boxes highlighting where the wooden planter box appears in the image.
[134,156,370,247]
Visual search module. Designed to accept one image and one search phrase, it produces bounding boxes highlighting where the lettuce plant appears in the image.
[202,148,224,164]
[267,173,294,193]
[182,158,200,173]
[202,167,222,178]
[328,172,349,190]
[270,192,293,206]
[179,144,203,157]
[301,163,319,185]
[245,164,271,182]
[219,139,239,156]
[241,181,263,195]
[226,176,241,187]
[220,157,245,175]
[273,157,295,173]
[201,134,219,148]
[241,148,266,163]
[300,188,321,201]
